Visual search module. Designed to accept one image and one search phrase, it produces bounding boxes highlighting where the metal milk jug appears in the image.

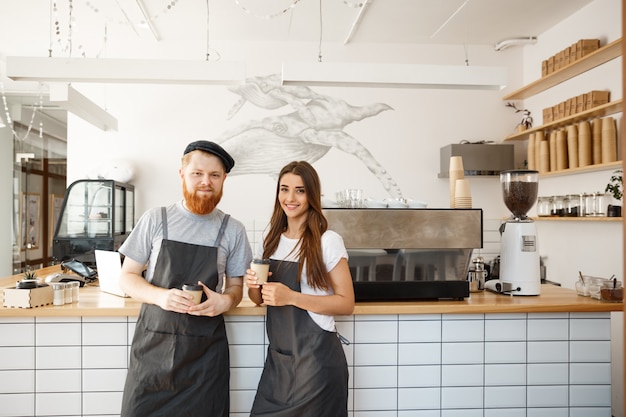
[468,256,487,292]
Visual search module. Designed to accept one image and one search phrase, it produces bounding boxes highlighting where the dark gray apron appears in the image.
[121,208,231,417]
[250,260,348,417]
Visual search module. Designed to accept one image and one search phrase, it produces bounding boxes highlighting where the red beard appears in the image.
[183,183,222,215]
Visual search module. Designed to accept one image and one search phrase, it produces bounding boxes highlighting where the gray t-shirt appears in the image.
[119,201,253,292]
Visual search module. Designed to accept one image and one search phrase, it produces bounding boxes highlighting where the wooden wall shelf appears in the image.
[538,160,622,178]
[504,99,623,142]
[533,216,622,222]
[503,38,622,101]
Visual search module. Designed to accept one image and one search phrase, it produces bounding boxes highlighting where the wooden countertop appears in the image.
[1,265,622,317]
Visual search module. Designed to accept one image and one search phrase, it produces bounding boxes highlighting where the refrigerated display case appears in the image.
[52,179,135,266]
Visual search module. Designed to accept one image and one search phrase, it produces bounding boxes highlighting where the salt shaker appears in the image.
[52,283,65,306]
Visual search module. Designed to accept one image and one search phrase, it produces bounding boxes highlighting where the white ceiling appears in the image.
[2,0,595,126]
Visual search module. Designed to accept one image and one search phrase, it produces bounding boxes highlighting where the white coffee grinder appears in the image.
[486,170,541,295]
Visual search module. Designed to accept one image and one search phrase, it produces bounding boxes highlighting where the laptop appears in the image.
[95,250,129,297]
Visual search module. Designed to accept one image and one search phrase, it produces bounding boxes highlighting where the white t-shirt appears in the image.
[260,230,349,331]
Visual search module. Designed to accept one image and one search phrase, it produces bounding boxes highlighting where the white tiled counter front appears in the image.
[1,312,612,417]
[1,270,620,417]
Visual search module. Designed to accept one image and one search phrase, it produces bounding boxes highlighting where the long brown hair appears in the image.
[263,161,330,290]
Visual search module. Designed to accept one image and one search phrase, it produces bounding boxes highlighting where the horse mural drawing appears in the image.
[216,73,403,198]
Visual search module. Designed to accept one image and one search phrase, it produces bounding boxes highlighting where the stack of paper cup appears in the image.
[454,178,472,208]
[449,156,464,208]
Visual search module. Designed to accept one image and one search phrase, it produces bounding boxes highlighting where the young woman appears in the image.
[247,161,355,417]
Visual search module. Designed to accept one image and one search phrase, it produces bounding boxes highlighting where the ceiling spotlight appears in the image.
[494,36,537,52]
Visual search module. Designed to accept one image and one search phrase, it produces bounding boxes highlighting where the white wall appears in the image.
[0,0,623,414]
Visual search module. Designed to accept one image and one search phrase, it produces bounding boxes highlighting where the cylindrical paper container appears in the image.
[539,140,550,174]
[578,121,591,167]
[601,117,617,163]
[527,133,536,170]
[566,125,578,169]
[549,131,557,171]
[534,131,544,172]
[454,178,471,198]
[556,129,568,171]
[592,118,603,164]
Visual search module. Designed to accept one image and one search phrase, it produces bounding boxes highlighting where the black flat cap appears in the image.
[183,140,235,173]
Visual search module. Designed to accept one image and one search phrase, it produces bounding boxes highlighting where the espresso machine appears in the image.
[486,170,541,295]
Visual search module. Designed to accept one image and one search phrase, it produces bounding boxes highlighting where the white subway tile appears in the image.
[230,367,263,390]
[485,318,526,341]
[0,370,34,393]
[527,341,568,363]
[36,392,82,415]
[442,320,484,342]
[83,345,128,368]
[0,323,34,346]
[83,391,124,415]
[36,369,81,392]
[399,410,440,417]
[441,386,483,408]
[399,320,441,343]
[83,368,127,391]
[36,346,82,369]
[0,393,34,417]
[527,385,568,407]
[484,341,526,363]
[354,366,397,388]
[441,410,484,417]
[485,385,526,408]
[484,363,526,386]
[442,364,483,386]
[570,318,611,340]
[527,318,568,340]
[570,340,610,362]
[354,344,397,366]
[230,389,257,413]
[353,388,397,411]
[226,321,265,344]
[568,407,612,417]
[36,322,81,345]
[485,408,528,417]
[399,342,440,365]
[0,346,34,369]
[569,385,612,407]
[83,322,128,345]
[229,344,266,368]
[441,342,484,364]
[527,363,568,385]
[570,363,611,384]
[526,408,568,417]
[398,387,440,409]
[398,365,440,387]
[355,320,398,343]
[355,411,397,417]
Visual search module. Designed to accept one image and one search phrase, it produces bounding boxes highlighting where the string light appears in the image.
[233,0,301,20]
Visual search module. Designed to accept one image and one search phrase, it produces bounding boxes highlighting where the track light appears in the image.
[494,37,537,52]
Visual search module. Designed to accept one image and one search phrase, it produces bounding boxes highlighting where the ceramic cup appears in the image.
[250,258,271,284]
[182,283,203,304]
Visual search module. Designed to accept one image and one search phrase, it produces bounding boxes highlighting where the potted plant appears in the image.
[17,269,39,289]
[506,102,533,132]
[605,169,622,217]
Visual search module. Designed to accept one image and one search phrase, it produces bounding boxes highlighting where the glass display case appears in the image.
[52,179,135,266]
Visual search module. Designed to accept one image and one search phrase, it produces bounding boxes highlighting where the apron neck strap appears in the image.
[161,207,168,240]
[215,214,230,246]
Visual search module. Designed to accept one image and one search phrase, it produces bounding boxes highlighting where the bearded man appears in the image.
[118,140,252,417]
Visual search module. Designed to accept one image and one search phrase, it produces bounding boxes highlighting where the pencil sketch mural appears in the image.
[215,73,403,198]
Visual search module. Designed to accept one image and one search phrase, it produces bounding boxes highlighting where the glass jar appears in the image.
[577,193,587,216]
[600,279,623,302]
[551,195,565,217]
[594,192,609,216]
[536,196,551,217]
[564,194,579,217]
[588,277,609,300]
[584,193,597,216]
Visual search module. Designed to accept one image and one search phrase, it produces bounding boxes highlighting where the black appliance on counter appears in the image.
[324,208,483,301]
[52,179,135,267]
